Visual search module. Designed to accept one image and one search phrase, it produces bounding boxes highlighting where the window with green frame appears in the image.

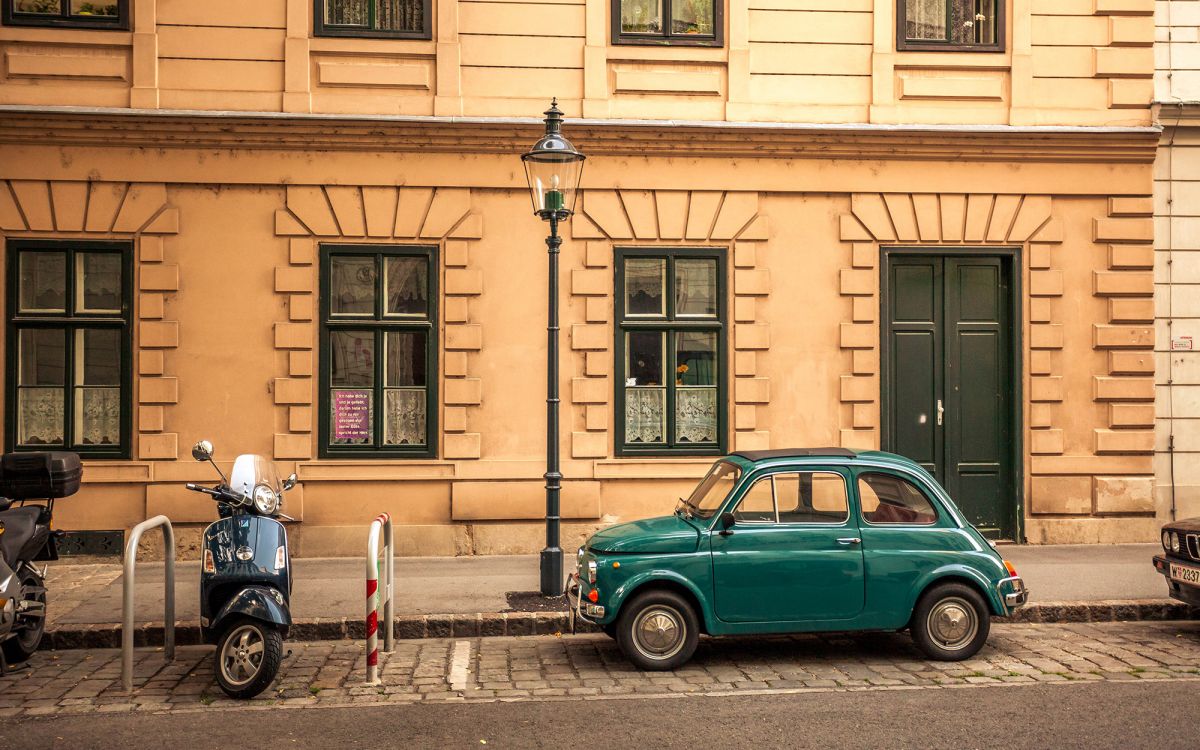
[5,239,132,458]
[615,248,725,456]
[318,245,437,458]
[315,0,430,39]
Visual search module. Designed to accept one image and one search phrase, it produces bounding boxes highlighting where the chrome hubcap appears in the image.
[927,597,978,651]
[632,606,685,661]
[219,625,266,687]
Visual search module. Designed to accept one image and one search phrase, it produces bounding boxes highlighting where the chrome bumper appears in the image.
[565,573,606,633]
[997,575,1028,615]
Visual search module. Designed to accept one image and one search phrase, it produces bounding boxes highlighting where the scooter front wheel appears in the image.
[214,618,283,699]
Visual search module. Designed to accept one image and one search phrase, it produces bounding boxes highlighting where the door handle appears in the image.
[936,399,944,426]
[836,537,862,546]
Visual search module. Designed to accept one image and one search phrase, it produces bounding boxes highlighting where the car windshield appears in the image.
[681,461,741,520]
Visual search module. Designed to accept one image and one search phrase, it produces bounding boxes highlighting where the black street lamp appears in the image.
[522,99,586,597]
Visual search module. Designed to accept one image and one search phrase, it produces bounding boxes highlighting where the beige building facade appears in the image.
[1155,0,1200,525]
[0,0,1164,555]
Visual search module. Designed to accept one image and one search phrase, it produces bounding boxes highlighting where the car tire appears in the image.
[214,618,283,699]
[910,582,990,661]
[615,589,699,671]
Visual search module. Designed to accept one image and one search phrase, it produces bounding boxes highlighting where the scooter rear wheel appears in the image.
[1,566,46,665]
[214,618,283,699]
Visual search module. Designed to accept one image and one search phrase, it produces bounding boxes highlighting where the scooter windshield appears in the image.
[228,454,282,501]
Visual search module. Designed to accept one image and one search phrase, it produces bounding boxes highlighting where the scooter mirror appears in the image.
[191,440,214,462]
[283,473,298,491]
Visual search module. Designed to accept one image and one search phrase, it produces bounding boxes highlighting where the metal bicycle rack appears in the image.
[365,512,394,685]
[122,515,176,693]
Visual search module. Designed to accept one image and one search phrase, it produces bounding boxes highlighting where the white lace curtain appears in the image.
[906,0,995,44]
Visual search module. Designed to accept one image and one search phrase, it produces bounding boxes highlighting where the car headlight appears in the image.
[1171,531,1181,554]
[1163,530,1172,552]
[253,484,280,515]
[587,560,597,584]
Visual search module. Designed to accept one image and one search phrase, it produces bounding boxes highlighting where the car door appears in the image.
[709,467,865,624]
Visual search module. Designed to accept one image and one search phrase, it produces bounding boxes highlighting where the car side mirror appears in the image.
[282,473,298,491]
[191,440,214,462]
[718,512,736,536]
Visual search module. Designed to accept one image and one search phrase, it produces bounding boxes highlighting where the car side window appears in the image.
[733,471,848,525]
[733,476,775,523]
[858,472,938,525]
[775,473,848,524]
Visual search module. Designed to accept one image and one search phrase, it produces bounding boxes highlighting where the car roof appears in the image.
[728,448,925,472]
[731,448,857,461]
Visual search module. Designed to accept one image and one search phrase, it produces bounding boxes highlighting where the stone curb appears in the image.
[43,599,1197,650]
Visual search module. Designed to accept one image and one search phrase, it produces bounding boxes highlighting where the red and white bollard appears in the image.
[365,512,394,685]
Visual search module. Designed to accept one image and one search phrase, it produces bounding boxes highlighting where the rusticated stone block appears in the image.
[425,616,452,639]
[451,614,481,637]
[506,613,535,636]
[396,616,426,640]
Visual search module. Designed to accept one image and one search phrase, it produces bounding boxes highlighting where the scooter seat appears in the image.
[0,506,40,568]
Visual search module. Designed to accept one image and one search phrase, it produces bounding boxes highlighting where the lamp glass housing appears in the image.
[522,100,585,217]
[523,153,584,216]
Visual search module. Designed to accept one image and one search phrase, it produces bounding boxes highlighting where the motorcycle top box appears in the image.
[0,451,83,503]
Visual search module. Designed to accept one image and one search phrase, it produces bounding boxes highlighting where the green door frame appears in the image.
[879,246,1025,542]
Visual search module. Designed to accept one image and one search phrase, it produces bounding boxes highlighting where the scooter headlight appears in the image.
[252,484,280,515]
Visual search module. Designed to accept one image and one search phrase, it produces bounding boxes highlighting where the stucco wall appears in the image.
[0,0,1156,125]
[1154,1,1200,523]
[0,123,1160,553]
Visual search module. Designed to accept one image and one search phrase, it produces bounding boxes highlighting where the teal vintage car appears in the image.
[566,448,1027,670]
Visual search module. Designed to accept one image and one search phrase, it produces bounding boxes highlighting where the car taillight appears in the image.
[203,548,215,573]
[1003,559,1018,577]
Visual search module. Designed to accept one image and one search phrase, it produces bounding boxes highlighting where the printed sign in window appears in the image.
[333,390,371,442]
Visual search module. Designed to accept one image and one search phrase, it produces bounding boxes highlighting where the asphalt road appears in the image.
[5,680,1193,750]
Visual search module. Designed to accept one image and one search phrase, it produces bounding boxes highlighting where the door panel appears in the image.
[885,254,1015,539]
[888,260,942,479]
[710,469,864,624]
[710,525,865,623]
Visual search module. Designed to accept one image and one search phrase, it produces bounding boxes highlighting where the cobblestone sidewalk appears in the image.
[2,622,1198,717]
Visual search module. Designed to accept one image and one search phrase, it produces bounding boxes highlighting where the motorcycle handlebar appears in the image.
[185,483,239,503]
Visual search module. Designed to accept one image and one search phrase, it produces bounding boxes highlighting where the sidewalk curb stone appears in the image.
[43,599,1196,651]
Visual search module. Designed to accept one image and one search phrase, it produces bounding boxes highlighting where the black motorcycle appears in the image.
[185,440,297,699]
[0,451,80,674]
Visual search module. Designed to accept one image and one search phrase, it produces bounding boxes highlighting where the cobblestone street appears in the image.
[0,621,1197,717]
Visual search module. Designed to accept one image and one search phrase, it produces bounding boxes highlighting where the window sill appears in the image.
[0,25,131,44]
[299,460,451,481]
[613,37,723,51]
[607,44,727,64]
[594,457,717,480]
[309,35,436,57]
[893,49,1011,70]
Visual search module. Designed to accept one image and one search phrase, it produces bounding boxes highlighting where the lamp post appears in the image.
[522,99,586,597]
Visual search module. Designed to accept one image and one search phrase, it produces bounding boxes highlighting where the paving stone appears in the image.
[1,622,1198,714]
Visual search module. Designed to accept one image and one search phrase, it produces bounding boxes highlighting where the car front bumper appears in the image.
[996,576,1028,615]
[1152,555,1200,607]
[565,574,608,633]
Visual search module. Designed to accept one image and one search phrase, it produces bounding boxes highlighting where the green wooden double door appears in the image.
[883,254,1018,540]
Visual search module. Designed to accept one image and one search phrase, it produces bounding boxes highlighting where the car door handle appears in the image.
[836,537,862,546]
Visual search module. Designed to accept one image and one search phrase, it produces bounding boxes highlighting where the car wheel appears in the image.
[0,566,46,665]
[214,618,283,699]
[615,590,699,671]
[910,582,990,661]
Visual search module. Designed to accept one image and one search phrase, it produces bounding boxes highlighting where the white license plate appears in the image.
[1170,562,1200,585]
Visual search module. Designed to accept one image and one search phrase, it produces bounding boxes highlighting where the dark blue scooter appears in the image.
[185,440,297,699]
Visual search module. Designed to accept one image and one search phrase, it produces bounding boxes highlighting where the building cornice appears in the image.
[0,106,1162,164]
